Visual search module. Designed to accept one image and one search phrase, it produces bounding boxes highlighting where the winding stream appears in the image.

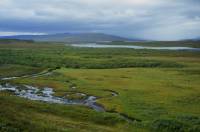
[1,71,52,81]
[0,83,104,112]
[0,71,140,123]
[0,70,108,112]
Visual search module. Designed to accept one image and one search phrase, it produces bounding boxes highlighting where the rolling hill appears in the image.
[0,33,138,42]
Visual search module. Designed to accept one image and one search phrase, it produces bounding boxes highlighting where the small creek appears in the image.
[0,71,140,123]
[0,83,104,112]
[1,71,52,81]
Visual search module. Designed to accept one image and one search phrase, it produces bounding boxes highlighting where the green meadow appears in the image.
[0,40,200,132]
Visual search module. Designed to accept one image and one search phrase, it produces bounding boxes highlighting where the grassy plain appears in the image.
[0,40,199,131]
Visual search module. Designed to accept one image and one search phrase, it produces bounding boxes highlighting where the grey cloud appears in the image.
[0,0,199,40]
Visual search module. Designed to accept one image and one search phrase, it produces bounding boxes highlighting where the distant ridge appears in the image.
[0,33,141,42]
[192,37,200,41]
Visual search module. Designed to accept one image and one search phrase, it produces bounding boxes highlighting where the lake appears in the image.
[70,43,200,51]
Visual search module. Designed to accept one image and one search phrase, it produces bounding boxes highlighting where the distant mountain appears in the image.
[0,33,139,42]
[193,37,200,41]
[182,37,200,41]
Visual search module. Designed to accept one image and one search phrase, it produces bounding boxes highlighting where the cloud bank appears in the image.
[0,0,199,40]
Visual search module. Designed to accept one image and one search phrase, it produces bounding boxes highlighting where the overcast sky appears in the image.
[0,0,199,40]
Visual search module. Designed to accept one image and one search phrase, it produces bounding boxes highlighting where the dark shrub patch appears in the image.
[152,119,185,132]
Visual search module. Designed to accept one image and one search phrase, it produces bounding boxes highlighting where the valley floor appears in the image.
[0,41,199,132]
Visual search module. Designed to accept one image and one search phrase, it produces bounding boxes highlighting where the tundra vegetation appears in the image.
[0,40,199,132]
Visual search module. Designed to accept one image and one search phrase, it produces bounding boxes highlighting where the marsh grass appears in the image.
[0,40,199,131]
